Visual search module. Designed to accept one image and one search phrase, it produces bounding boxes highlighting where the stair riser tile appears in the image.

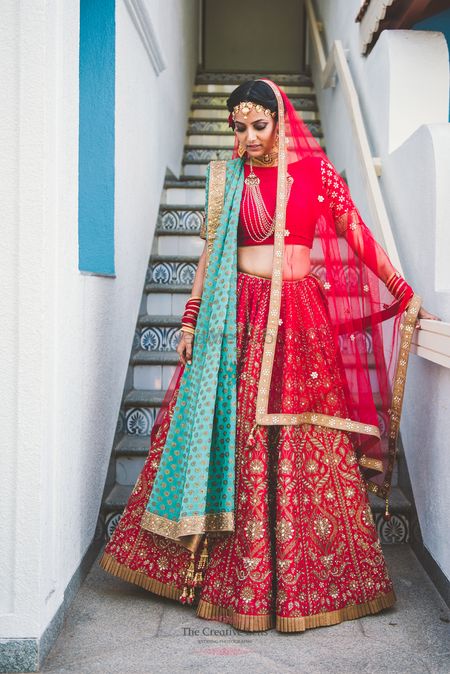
[161,188,205,206]
[116,456,145,485]
[146,292,191,316]
[124,406,158,436]
[101,509,407,542]
[158,207,203,233]
[157,234,203,256]
[136,323,375,359]
[374,511,407,542]
[114,456,398,488]
[183,164,207,177]
[130,357,381,394]
[185,132,321,147]
[188,121,322,135]
[147,260,365,289]
[195,73,312,86]
[185,136,235,148]
[147,261,197,286]
[133,364,177,390]
[192,95,317,111]
[185,134,322,148]
[193,84,313,95]
[136,325,180,352]
[190,109,318,121]
[183,144,324,164]
[184,148,233,163]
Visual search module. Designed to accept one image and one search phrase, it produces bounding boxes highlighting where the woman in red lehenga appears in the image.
[99,79,439,632]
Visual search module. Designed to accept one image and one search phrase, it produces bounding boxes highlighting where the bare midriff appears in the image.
[237,244,312,280]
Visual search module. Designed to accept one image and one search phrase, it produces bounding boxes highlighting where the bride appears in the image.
[99,78,439,632]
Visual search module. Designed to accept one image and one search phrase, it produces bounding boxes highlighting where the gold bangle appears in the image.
[189,295,203,300]
[180,325,196,335]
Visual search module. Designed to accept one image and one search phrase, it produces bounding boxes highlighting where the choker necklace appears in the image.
[251,150,278,167]
[242,157,294,242]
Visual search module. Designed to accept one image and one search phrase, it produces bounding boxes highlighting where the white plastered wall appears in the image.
[0,0,199,646]
[313,1,450,580]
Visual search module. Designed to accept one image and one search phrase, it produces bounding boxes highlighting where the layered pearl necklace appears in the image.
[242,157,294,242]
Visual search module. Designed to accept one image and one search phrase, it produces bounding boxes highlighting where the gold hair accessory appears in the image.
[232,101,276,120]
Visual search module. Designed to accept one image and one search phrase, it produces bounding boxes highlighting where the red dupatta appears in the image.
[230,80,421,515]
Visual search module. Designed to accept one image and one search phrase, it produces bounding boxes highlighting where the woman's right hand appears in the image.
[177,329,194,366]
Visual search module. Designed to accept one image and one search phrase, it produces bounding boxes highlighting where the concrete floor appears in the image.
[40,544,450,674]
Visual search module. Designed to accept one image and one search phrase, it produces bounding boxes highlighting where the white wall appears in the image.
[313,1,450,580]
[387,124,450,577]
[0,0,199,652]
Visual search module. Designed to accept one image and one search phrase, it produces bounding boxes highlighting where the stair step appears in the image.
[115,434,152,457]
[191,92,317,107]
[194,83,314,95]
[195,72,313,86]
[186,120,323,136]
[131,346,377,368]
[164,178,206,189]
[182,141,326,165]
[146,282,193,293]
[161,187,205,206]
[132,350,180,366]
[123,388,166,407]
[123,385,386,410]
[138,314,182,326]
[156,226,203,236]
[190,109,319,120]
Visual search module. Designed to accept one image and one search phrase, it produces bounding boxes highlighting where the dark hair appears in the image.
[226,80,278,123]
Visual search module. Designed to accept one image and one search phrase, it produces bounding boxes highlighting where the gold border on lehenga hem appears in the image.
[99,551,396,633]
[99,551,184,601]
[197,588,396,632]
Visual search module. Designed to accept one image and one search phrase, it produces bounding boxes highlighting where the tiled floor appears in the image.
[39,544,450,674]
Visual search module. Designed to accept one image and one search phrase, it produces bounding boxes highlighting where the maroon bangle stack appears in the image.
[181,296,202,335]
[385,271,413,302]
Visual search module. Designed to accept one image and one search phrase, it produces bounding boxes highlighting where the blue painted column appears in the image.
[78,0,116,275]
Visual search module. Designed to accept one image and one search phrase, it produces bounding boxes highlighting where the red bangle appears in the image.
[386,273,413,301]
[181,297,202,331]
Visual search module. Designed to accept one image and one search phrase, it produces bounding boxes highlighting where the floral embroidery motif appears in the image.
[313,515,332,540]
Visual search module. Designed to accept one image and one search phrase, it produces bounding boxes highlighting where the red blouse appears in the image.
[238,157,323,248]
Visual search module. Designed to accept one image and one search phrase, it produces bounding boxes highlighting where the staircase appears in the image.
[97,71,413,548]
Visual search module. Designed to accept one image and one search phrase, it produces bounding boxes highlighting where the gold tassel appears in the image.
[179,535,209,604]
[179,551,196,604]
[198,534,209,569]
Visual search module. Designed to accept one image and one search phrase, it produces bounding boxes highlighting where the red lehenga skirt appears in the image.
[99,270,396,632]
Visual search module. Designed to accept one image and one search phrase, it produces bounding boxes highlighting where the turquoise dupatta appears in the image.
[141,158,245,550]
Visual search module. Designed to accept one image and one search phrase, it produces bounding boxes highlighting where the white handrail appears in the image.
[304,0,450,369]
[305,0,403,273]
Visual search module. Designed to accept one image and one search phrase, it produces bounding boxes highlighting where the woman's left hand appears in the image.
[416,305,441,328]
